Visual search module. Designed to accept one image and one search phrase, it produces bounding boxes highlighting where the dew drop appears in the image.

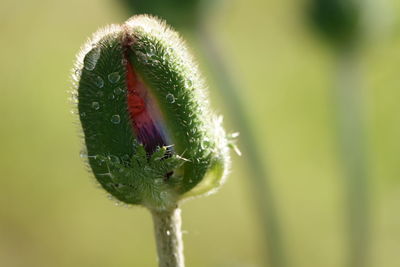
[94,76,104,88]
[155,178,163,185]
[166,93,175,104]
[111,114,121,124]
[166,230,171,236]
[91,102,100,110]
[108,72,121,84]
[84,47,101,71]
[114,87,125,95]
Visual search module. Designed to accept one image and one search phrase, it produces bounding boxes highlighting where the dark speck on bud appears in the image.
[72,15,230,211]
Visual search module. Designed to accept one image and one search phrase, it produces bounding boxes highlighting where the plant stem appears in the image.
[195,24,287,267]
[334,48,370,267]
[151,207,184,267]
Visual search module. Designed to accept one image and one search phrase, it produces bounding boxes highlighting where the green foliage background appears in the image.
[1,0,400,266]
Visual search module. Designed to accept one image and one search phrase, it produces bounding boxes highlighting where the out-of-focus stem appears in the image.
[151,208,184,267]
[334,48,370,267]
[195,24,287,267]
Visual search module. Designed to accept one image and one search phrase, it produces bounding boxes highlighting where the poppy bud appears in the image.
[308,0,362,47]
[72,15,230,211]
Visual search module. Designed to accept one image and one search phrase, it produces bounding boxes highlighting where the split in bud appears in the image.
[72,15,230,211]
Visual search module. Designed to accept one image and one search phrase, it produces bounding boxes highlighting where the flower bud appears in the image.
[308,0,362,47]
[72,15,230,211]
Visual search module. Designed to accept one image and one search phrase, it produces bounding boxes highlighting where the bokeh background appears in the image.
[1,0,400,266]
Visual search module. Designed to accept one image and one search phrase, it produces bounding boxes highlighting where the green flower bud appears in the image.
[72,15,230,211]
[308,0,362,47]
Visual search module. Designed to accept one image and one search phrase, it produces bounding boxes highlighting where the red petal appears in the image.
[125,59,170,153]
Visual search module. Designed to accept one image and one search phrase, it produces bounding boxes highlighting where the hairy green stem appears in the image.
[151,208,184,267]
[195,24,287,267]
[334,48,370,267]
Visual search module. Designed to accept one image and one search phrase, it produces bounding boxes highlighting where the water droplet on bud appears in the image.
[114,87,125,95]
[84,47,100,71]
[111,114,121,124]
[94,76,104,88]
[92,102,100,110]
[108,72,121,84]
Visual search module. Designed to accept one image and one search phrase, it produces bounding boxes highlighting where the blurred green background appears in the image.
[1,0,400,266]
